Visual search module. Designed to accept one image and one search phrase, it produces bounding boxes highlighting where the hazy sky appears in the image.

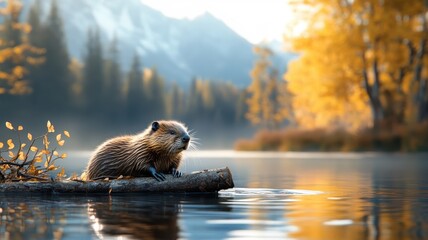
[140,0,293,44]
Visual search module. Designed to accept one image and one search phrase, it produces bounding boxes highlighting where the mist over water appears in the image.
[1,0,427,239]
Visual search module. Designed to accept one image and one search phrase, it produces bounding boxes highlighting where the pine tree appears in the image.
[26,0,45,105]
[187,78,204,120]
[103,36,122,122]
[125,54,145,122]
[27,0,44,46]
[41,0,72,112]
[167,82,185,119]
[145,68,166,119]
[82,28,104,115]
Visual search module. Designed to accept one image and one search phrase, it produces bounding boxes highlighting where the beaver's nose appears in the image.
[182,134,190,143]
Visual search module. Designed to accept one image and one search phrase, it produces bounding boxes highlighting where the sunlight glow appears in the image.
[140,0,294,44]
[323,220,354,226]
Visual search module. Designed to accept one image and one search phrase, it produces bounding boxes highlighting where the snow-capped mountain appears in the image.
[22,0,290,86]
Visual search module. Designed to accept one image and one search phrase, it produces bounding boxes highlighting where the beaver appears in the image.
[83,120,191,181]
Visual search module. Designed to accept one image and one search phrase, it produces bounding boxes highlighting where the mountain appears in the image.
[22,0,291,87]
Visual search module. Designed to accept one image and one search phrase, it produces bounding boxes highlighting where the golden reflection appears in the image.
[284,162,421,240]
[0,197,66,240]
[239,157,426,240]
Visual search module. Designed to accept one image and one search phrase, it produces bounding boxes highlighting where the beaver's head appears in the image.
[149,120,191,154]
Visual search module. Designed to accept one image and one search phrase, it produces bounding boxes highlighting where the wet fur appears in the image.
[84,120,189,180]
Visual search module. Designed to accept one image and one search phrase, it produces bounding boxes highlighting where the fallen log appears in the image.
[0,167,234,194]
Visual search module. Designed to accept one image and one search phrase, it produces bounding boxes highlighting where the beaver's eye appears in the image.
[169,130,176,135]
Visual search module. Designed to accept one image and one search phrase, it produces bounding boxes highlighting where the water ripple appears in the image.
[219,188,323,197]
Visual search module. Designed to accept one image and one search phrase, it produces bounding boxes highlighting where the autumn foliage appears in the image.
[285,0,428,131]
[246,46,293,129]
[0,121,70,182]
[0,0,44,95]
[237,0,428,151]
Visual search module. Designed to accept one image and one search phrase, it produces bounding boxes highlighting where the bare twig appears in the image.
[17,171,49,182]
[0,161,32,167]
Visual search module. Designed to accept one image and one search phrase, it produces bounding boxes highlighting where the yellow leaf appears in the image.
[41,149,50,155]
[36,151,44,157]
[53,151,59,156]
[48,165,56,171]
[56,134,61,141]
[5,122,13,130]
[30,146,38,152]
[7,139,14,150]
[57,168,65,178]
[17,125,23,131]
[64,130,70,138]
[47,120,55,133]
[8,151,14,158]
[18,151,25,160]
[34,156,42,162]
[42,149,51,155]
[27,133,32,141]
[58,140,65,146]
[21,143,26,148]
[0,142,3,149]
[60,153,67,158]
[44,161,48,168]
[28,165,36,175]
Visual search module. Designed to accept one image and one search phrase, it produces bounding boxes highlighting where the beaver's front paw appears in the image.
[171,168,182,178]
[148,166,166,181]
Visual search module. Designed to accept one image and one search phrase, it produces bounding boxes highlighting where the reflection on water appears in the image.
[0,195,86,239]
[0,151,428,240]
[88,194,181,239]
[87,194,231,240]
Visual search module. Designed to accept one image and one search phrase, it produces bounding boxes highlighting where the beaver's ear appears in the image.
[151,121,160,132]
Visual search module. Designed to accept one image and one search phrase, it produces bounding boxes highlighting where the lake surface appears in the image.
[1,151,428,240]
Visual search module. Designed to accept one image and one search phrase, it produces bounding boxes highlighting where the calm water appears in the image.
[1,151,428,240]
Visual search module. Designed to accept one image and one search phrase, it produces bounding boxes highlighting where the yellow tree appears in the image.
[285,0,427,131]
[247,46,292,129]
[246,47,266,126]
[0,0,43,95]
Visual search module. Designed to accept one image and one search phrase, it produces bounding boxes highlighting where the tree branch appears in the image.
[0,161,32,167]
[0,167,234,194]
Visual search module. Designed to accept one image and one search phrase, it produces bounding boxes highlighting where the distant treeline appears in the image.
[0,0,250,146]
[235,122,428,152]
[5,0,427,152]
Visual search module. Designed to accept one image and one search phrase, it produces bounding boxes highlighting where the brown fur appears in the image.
[83,120,190,180]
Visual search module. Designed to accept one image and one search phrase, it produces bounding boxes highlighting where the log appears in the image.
[0,167,234,194]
